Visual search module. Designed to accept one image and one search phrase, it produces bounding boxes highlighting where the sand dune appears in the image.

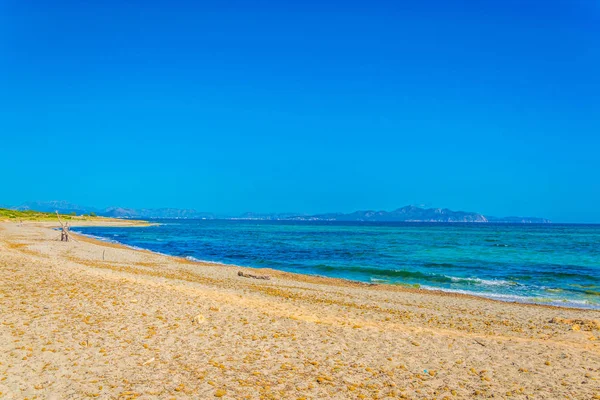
[0,221,598,399]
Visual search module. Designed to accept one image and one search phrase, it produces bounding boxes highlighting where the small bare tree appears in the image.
[56,211,70,242]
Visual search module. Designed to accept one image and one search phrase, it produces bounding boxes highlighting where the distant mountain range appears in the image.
[101,207,217,219]
[287,206,551,223]
[9,201,551,223]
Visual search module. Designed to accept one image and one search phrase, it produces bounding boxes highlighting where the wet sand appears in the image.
[0,221,599,399]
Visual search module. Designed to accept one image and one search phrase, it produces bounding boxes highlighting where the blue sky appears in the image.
[1,0,599,222]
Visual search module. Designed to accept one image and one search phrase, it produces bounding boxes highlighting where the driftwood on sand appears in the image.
[238,271,271,280]
[56,211,70,242]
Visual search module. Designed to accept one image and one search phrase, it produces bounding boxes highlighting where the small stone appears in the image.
[193,314,206,324]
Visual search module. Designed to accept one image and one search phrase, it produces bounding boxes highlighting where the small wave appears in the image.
[185,256,230,266]
[310,264,519,288]
[544,288,563,293]
[446,276,517,287]
[422,262,468,270]
[419,286,599,310]
[72,231,122,245]
[538,271,600,282]
[312,264,452,282]
[544,286,600,297]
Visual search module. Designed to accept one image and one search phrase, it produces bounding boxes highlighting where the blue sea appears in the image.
[73,221,600,310]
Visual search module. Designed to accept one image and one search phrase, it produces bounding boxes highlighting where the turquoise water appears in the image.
[73,221,600,309]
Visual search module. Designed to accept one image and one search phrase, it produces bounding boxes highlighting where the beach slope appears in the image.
[0,222,598,399]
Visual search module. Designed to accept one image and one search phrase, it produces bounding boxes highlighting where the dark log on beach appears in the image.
[238,271,271,280]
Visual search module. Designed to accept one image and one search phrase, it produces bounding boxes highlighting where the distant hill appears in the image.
[9,201,551,223]
[235,212,310,220]
[102,207,216,219]
[15,200,92,215]
[234,206,550,223]
[309,205,487,222]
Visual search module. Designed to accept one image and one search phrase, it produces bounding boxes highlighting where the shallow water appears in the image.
[74,220,600,309]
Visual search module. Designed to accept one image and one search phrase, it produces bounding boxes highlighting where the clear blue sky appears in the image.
[1,0,598,222]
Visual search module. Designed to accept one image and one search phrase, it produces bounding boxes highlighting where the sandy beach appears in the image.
[0,221,599,399]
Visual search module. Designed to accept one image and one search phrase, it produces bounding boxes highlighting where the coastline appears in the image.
[73,223,600,312]
[1,220,599,399]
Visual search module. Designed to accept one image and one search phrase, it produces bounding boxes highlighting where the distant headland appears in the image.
[6,201,551,223]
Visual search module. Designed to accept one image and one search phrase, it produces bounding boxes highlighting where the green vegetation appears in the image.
[0,208,147,224]
[0,208,73,222]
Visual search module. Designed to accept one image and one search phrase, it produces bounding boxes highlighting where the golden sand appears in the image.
[0,221,598,399]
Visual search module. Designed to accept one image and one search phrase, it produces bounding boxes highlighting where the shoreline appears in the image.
[1,220,599,399]
[72,224,600,312]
